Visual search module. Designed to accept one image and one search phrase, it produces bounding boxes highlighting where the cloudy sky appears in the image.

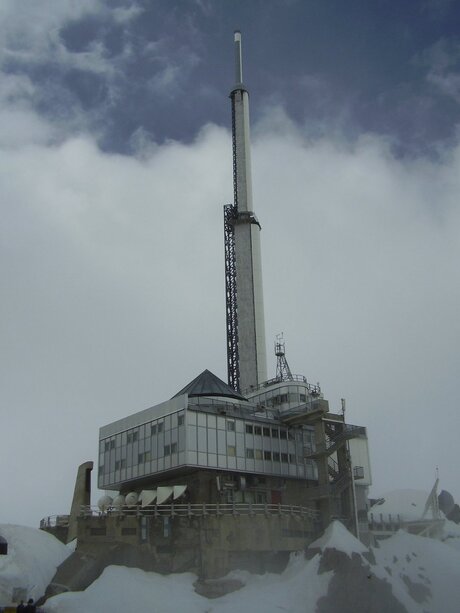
[1,0,459,527]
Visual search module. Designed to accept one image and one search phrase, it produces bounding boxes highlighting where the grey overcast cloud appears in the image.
[1,0,460,527]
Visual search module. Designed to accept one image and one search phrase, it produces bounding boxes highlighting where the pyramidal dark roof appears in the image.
[173,369,247,401]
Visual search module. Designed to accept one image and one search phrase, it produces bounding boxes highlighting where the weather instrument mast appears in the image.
[224,31,267,393]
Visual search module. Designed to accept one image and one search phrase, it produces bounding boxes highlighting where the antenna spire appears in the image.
[234,30,243,85]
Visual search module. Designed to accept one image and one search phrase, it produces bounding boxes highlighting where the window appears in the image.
[110,439,115,449]
[273,452,280,462]
[178,415,185,426]
[281,453,288,463]
[115,460,120,470]
[157,422,164,433]
[127,431,138,444]
[255,449,263,460]
[246,448,254,459]
[300,394,306,403]
[264,450,272,461]
[226,420,235,431]
[144,451,151,462]
[254,426,262,435]
[263,427,270,437]
[280,430,287,440]
[104,441,110,452]
[289,453,295,463]
[171,442,177,454]
[98,465,104,475]
[245,424,253,434]
[151,424,157,435]
[227,445,236,457]
[271,428,279,438]
[164,444,170,455]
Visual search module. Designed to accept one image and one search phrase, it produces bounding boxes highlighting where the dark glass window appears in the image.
[273,452,280,462]
[280,430,287,440]
[263,427,270,437]
[271,428,279,437]
[246,448,254,459]
[245,424,253,434]
[178,415,185,426]
[254,426,262,435]
[264,450,272,461]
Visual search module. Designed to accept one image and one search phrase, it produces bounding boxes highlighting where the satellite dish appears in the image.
[438,490,455,516]
[112,494,125,511]
[97,495,113,512]
[125,492,139,507]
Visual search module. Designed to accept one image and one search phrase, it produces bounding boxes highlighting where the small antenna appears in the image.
[234,30,243,84]
[275,333,293,382]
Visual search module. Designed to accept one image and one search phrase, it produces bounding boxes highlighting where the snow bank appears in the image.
[5,519,460,613]
[46,553,332,613]
[373,529,460,613]
[0,524,71,605]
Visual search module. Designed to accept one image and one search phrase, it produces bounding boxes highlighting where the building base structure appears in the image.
[42,368,371,594]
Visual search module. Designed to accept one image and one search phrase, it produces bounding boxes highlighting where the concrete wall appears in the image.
[76,511,316,578]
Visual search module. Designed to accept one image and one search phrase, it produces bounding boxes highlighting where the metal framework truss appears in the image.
[224,203,239,392]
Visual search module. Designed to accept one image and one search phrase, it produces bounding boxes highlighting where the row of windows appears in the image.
[102,418,301,454]
[245,424,293,439]
[244,448,296,462]
[100,444,300,475]
[102,412,186,452]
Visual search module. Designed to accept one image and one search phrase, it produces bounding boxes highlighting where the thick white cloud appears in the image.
[1,103,459,525]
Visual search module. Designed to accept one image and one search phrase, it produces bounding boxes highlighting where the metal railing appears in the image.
[80,502,319,519]
[303,472,351,499]
[305,425,366,458]
[243,375,321,396]
[40,515,70,529]
[279,399,327,421]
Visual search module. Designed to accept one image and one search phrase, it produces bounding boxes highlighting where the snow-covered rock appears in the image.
[3,519,460,612]
[0,524,72,605]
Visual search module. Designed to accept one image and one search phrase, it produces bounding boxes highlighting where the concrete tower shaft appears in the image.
[227,31,267,393]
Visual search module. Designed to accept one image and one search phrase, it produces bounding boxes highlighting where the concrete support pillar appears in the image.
[67,461,93,543]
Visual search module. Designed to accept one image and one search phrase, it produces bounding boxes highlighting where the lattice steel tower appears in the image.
[275,334,293,382]
[224,32,267,393]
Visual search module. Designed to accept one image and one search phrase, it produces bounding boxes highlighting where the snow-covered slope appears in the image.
[3,520,460,612]
[0,524,72,605]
